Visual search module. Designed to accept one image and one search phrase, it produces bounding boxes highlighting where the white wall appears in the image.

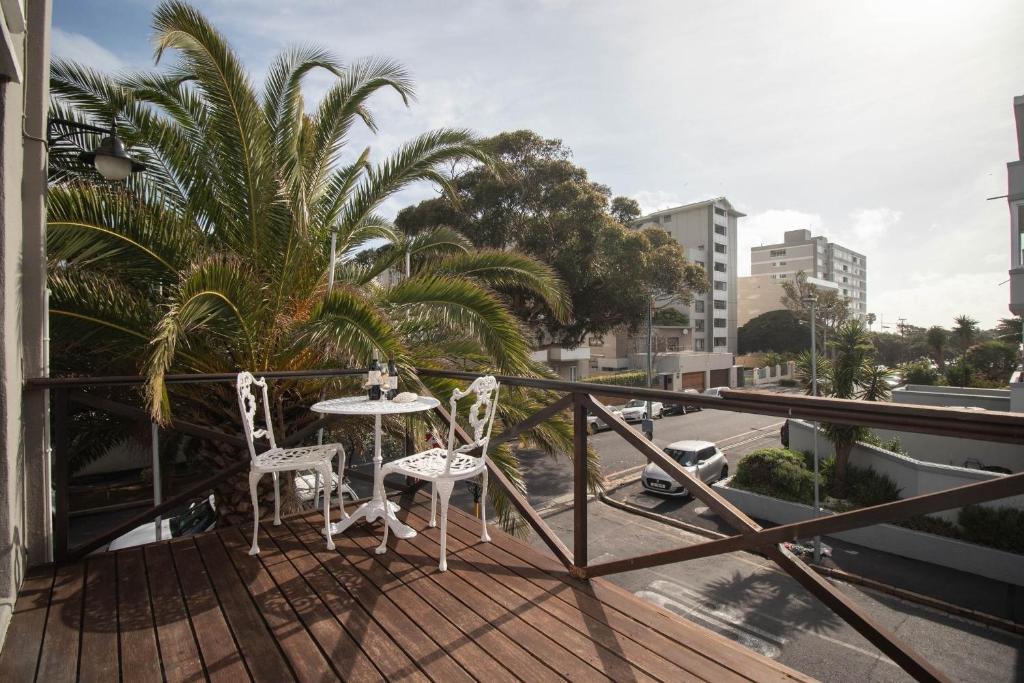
[787,419,1024,521]
[892,384,1011,412]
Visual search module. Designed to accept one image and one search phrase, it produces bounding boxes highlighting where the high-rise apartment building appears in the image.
[1008,95,1024,317]
[634,198,744,353]
[750,229,867,319]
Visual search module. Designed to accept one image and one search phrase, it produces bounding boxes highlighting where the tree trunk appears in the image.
[833,440,853,497]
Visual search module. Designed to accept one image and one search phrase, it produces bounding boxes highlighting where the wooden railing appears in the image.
[27,368,1024,683]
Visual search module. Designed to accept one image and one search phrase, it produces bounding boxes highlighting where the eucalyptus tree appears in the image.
[47,1,596,525]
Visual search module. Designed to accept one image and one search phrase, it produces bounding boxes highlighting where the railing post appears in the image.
[52,388,69,562]
[151,421,162,541]
[572,391,588,576]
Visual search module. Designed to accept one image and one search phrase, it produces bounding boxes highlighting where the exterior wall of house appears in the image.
[0,0,51,650]
[737,274,785,327]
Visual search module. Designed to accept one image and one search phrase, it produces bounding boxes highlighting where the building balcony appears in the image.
[546,346,591,362]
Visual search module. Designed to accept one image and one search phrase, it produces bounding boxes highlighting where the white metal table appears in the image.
[311,395,440,550]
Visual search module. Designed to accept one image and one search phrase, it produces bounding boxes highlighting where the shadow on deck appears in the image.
[0,493,813,682]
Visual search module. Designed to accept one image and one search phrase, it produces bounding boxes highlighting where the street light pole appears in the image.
[803,293,822,564]
[644,294,654,440]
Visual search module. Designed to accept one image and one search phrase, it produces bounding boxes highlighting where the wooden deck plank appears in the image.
[404,505,712,683]
[293,514,521,683]
[286,517,479,683]
[117,547,164,681]
[36,561,85,682]
[1,493,814,683]
[434,500,816,683]
[263,520,429,683]
[245,523,383,683]
[329,516,559,683]
[218,526,342,683]
[144,542,208,683]
[377,514,616,682]
[192,531,295,682]
[78,554,120,683]
[170,538,251,682]
[0,565,55,682]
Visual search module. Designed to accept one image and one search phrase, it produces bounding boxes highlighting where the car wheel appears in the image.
[642,413,647,421]
[589,422,598,435]
[719,465,728,481]
[681,406,687,415]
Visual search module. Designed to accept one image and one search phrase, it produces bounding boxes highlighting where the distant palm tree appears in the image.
[47,0,597,526]
[925,325,949,369]
[865,312,876,330]
[952,315,979,387]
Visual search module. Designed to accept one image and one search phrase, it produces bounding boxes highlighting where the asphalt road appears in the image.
[516,405,784,508]
[537,501,1024,683]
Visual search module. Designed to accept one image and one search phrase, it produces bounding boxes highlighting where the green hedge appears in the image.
[958,505,1024,554]
[732,448,817,505]
[585,370,648,387]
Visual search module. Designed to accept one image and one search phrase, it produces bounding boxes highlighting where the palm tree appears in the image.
[47,1,599,527]
[925,325,949,369]
[952,315,979,387]
[821,320,881,494]
[865,312,876,331]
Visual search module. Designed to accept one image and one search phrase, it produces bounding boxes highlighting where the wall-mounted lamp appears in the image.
[47,117,144,181]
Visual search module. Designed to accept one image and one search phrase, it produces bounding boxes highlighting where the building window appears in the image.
[713,299,726,310]
[694,319,705,331]
[569,366,577,382]
[842,289,848,295]
[713,262,726,273]
[694,300,705,313]
[714,281,727,291]
[714,225,726,236]
[714,206,726,216]
[842,276,848,283]
[769,249,786,257]
[714,243,726,254]
[713,337,727,347]
[695,260,705,269]
[695,339,705,351]
[714,318,726,328]
[778,261,786,265]
[667,337,679,351]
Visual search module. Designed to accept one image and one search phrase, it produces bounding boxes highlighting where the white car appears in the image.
[618,399,663,422]
[702,386,729,398]
[641,440,728,497]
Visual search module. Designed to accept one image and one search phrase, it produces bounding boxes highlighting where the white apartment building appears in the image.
[750,229,867,320]
[633,198,744,353]
[1008,94,1024,318]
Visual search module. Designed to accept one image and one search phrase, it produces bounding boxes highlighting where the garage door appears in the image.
[710,368,730,387]
[680,371,704,391]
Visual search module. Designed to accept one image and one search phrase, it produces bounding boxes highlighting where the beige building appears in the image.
[750,228,867,320]
[633,198,745,353]
[737,274,786,327]
[0,0,52,649]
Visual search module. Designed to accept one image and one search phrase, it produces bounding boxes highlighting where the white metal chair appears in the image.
[237,371,346,555]
[379,376,500,570]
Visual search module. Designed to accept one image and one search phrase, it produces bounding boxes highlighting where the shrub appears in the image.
[900,358,939,386]
[732,448,817,505]
[895,515,962,539]
[843,465,901,507]
[958,505,1024,554]
[586,370,647,387]
[779,378,797,387]
[859,431,907,455]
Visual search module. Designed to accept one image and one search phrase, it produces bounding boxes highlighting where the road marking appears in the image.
[641,578,899,668]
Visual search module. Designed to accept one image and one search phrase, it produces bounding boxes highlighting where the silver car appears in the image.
[641,439,728,497]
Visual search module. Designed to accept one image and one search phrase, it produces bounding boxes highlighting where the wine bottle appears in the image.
[367,359,382,400]
[386,358,399,398]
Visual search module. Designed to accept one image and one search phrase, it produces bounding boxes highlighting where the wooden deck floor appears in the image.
[0,494,813,682]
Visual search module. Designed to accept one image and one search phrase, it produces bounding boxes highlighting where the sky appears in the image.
[52,0,1024,329]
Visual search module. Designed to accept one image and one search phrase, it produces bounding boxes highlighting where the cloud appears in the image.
[51,28,126,72]
[631,190,689,214]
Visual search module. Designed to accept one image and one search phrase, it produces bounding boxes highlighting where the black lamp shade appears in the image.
[80,134,145,181]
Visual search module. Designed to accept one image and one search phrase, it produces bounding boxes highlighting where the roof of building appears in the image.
[634,196,746,222]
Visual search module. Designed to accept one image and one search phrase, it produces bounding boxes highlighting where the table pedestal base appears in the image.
[327,498,417,546]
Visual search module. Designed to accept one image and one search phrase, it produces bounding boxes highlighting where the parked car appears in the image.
[586,405,627,433]
[663,388,703,415]
[702,386,729,398]
[641,440,728,497]
[618,398,663,422]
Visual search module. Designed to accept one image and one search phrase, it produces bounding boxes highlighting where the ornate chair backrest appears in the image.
[236,372,278,461]
[445,375,500,473]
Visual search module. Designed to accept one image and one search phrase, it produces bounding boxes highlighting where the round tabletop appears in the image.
[310,395,440,416]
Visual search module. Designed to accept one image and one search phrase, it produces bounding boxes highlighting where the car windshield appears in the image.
[665,448,698,466]
[625,399,646,408]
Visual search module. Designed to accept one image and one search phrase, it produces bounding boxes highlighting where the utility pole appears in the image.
[644,294,654,440]
[803,293,822,564]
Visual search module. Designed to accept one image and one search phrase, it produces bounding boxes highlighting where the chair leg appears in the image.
[337,447,349,520]
[248,471,263,555]
[430,483,437,527]
[437,480,455,572]
[320,464,335,551]
[272,471,281,525]
[480,469,491,543]
[312,467,321,506]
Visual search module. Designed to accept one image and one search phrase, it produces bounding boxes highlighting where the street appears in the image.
[517,403,784,509]
[537,501,1024,683]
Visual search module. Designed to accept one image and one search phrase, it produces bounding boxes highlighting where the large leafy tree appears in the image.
[395,130,707,346]
[779,271,852,356]
[47,1,599,525]
[738,310,807,355]
[925,325,949,369]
